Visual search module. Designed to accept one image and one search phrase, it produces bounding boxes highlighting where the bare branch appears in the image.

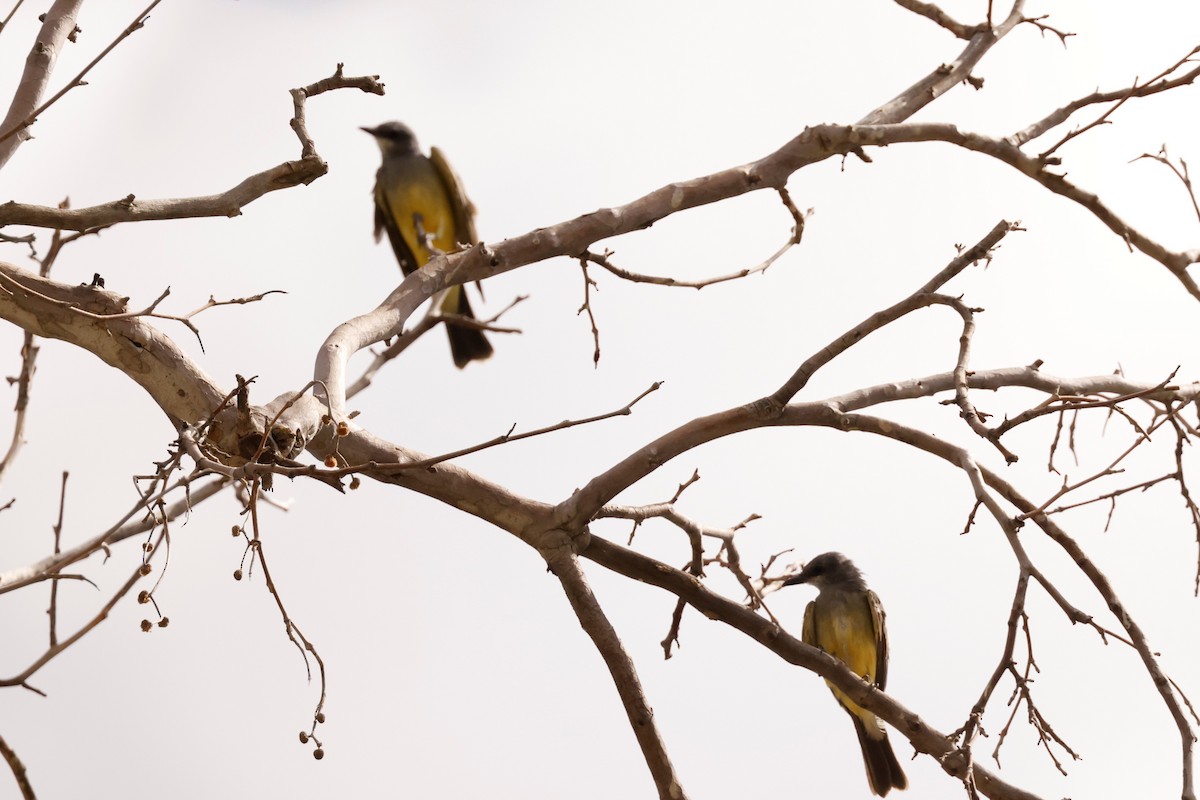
[0,161,326,231]
[1026,48,1200,157]
[582,535,1047,800]
[892,0,986,39]
[222,382,665,485]
[577,257,601,365]
[0,66,384,232]
[598,499,765,621]
[545,543,688,800]
[954,572,1029,773]
[241,482,328,749]
[827,411,1197,800]
[0,473,226,594]
[0,531,164,688]
[581,189,808,290]
[837,125,1200,299]
[90,287,287,352]
[0,1,165,157]
[771,220,1013,406]
[344,294,527,399]
[0,0,28,37]
[47,471,67,647]
[0,261,229,432]
[1020,14,1074,47]
[0,732,34,800]
[860,2,1027,124]
[1134,145,1200,224]
[289,63,384,158]
[940,294,1019,462]
[0,331,37,482]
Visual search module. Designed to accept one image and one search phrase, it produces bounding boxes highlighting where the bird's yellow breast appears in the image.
[379,159,459,267]
[805,592,882,730]
[820,610,878,683]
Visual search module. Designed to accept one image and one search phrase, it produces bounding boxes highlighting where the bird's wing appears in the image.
[371,168,386,243]
[430,146,479,246]
[802,600,817,648]
[373,168,420,275]
[867,589,889,690]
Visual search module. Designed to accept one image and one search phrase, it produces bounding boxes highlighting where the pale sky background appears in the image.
[1,1,1199,798]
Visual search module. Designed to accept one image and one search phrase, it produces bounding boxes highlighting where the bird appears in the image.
[362,121,494,368]
[784,551,908,796]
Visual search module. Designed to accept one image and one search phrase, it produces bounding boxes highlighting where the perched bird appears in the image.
[784,552,907,796]
[362,121,493,368]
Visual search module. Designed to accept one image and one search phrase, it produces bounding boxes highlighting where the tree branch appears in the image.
[0,0,83,171]
[0,66,383,231]
[0,732,34,800]
[581,534,1045,800]
[546,542,688,800]
[0,0,164,153]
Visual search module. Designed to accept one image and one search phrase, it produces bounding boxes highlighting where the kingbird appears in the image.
[784,552,907,796]
[362,121,494,368]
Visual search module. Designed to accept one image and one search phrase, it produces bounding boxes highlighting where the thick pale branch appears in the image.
[315,113,1198,421]
[860,1,1026,124]
[0,261,227,428]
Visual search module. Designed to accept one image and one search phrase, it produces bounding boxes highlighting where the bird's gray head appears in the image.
[783,551,866,590]
[361,121,420,157]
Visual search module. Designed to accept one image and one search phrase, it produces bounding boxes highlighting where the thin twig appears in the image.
[0,0,27,35]
[0,332,38,483]
[0,531,165,689]
[770,220,1014,406]
[243,481,328,745]
[47,471,67,647]
[1133,145,1200,224]
[1010,46,1200,147]
[580,190,807,290]
[577,258,601,365]
[204,382,665,484]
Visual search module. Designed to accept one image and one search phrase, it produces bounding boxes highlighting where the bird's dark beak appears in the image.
[360,125,379,137]
[782,571,809,587]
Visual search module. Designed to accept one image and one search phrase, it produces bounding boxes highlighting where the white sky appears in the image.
[1,1,1199,798]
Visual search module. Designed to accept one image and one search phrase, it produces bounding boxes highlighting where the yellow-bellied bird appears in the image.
[362,121,494,368]
[784,552,907,796]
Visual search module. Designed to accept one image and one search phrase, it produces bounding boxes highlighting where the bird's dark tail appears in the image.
[852,716,907,796]
[443,286,494,368]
